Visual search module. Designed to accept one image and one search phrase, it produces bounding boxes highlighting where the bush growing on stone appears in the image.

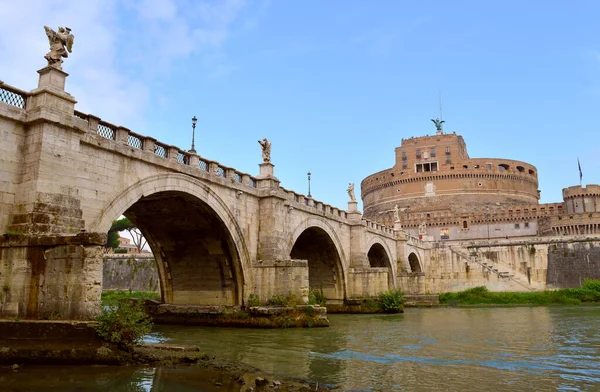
[378,289,404,313]
[265,292,299,307]
[95,301,153,351]
[308,287,326,306]
[247,294,261,307]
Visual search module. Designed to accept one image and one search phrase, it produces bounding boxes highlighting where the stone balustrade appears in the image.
[73,110,258,189]
[279,187,352,220]
[361,218,394,236]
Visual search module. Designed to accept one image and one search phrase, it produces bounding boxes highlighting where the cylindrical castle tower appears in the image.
[361,132,540,227]
[563,185,600,214]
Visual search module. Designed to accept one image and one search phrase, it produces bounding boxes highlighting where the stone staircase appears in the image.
[449,247,535,292]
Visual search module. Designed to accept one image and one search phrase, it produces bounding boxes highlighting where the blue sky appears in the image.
[1,0,599,211]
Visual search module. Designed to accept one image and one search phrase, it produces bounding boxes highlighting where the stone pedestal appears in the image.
[258,162,276,178]
[37,66,69,90]
[394,221,402,231]
[347,200,358,212]
[257,162,280,189]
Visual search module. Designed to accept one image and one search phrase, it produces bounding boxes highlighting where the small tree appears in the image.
[105,217,148,253]
[95,301,153,352]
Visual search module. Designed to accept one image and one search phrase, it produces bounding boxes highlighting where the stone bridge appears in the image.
[0,67,427,319]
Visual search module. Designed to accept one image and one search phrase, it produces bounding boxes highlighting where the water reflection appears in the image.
[154,307,600,391]
[3,307,600,391]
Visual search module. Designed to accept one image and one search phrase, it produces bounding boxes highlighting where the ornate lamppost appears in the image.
[307,171,312,198]
[189,116,197,154]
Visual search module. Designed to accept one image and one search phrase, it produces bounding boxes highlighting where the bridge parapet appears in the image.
[0,81,28,110]
[72,109,260,191]
[362,218,395,238]
[406,234,432,249]
[280,186,348,220]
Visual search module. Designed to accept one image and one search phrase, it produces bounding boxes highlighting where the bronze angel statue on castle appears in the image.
[44,26,74,69]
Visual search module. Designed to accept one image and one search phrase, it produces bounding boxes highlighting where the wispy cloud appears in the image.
[0,0,255,127]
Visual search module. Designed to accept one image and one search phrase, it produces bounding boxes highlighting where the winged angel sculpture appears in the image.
[44,26,74,69]
[431,118,445,132]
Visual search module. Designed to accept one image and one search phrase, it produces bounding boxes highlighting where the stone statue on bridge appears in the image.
[394,204,400,222]
[258,138,271,162]
[347,183,356,202]
[44,26,74,70]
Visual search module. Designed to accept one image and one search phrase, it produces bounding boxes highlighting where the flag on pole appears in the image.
[578,157,583,184]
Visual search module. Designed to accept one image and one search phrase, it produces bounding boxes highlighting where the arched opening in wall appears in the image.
[498,164,509,171]
[367,243,390,268]
[516,166,525,172]
[408,252,422,273]
[117,191,242,306]
[290,227,344,302]
[463,220,468,229]
[367,243,392,289]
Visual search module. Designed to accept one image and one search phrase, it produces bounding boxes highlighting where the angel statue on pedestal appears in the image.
[44,26,74,69]
[258,138,271,162]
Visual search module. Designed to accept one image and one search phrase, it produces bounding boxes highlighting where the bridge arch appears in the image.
[91,173,249,306]
[366,239,395,289]
[408,251,423,273]
[288,218,347,302]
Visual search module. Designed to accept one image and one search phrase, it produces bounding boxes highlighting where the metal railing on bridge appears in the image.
[0,82,27,109]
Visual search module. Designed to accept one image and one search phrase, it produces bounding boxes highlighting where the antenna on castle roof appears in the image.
[429,89,444,135]
[438,90,443,123]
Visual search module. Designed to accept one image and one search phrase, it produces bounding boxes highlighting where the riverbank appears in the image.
[0,320,336,391]
[439,279,600,306]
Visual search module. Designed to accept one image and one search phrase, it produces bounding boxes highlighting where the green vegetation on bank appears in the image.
[95,301,153,351]
[439,279,600,306]
[101,290,160,307]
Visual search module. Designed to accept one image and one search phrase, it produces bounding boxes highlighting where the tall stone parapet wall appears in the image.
[547,242,600,288]
[103,254,159,292]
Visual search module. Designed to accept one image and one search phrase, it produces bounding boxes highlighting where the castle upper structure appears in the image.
[361,127,599,241]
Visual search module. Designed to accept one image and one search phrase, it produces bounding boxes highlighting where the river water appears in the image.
[3,306,600,391]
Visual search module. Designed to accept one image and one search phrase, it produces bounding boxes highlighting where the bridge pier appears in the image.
[0,67,106,320]
[0,232,105,319]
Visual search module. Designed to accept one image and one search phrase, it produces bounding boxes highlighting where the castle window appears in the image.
[515,223,520,229]
[445,147,451,155]
[529,169,535,175]
[516,166,525,172]
[402,162,407,169]
[416,162,438,173]
[487,164,492,169]
[474,165,480,169]
[446,156,451,164]
[498,164,510,171]
[402,152,407,161]
[463,220,468,229]
[431,148,436,157]
[416,149,421,158]
[450,166,454,170]
[525,222,530,228]
[463,165,468,169]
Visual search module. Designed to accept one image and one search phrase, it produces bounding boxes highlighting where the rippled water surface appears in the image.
[4,306,600,391]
